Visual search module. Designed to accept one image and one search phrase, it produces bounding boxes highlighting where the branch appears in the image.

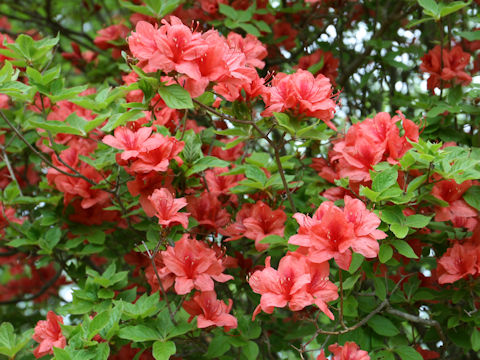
[0,145,23,196]
[142,241,177,325]
[386,307,447,345]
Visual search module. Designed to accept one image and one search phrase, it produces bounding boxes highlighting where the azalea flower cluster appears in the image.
[420,45,472,91]
[331,111,419,183]
[311,111,419,201]
[249,252,338,320]
[437,240,480,284]
[221,200,287,251]
[290,196,386,270]
[128,16,266,99]
[145,235,237,330]
[261,69,338,129]
[317,342,370,360]
[32,311,66,358]
[102,125,185,216]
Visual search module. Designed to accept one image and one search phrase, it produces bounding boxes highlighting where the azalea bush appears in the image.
[1,0,480,359]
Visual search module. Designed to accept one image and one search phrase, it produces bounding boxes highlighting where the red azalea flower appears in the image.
[317,342,370,360]
[32,311,66,359]
[160,235,233,294]
[102,126,153,161]
[148,188,190,229]
[183,291,237,330]
[249,254,312,319]
[242,201,287,252]
[420,45,472,90]
[262,69,337,129]
[437,242,478,284]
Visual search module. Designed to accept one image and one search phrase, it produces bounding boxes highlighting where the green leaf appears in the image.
[368,315,400,336]
[101,110,144,132]
[43,227,62,249]
[471,328,480,351]
[374,277,387,300]
[238,23,261,37]
[153,341,176,360]
[274,112,296,135]
[205,335,231,358]
[88,311,110,340]
[158,84,193,109]
[417,0,439,17]
[457,30,480,41]
[372,167,398,192]
[379,244,393,263]
[381,206,405,225]
[185,156,230,177]
[348,253,364,274]
[439,1,470,17]
[259,234,285,246]
[464,186,480,211]
[117,325,161,342]
[390,224,409,238]
[53,347,72,360]
[96,343,110,360]
[391,240,418,259]
[0,323,15,357]
[219,3,238,18]
[405,214,432,228]
[394,345,423,360]
[243,341,259,360]
[342,274,361,290]
[245,165,267,184]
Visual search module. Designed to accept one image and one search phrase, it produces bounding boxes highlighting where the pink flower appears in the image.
[128,21,159,64]
[148,188,189,228]
[420,45,472,90]
[344,196,386,257]
[290,196,384,270]
[203,166,243,198]
[102,126,152,161]
[160,235,233,294]
[32,311,66,358]
[94,24,129,50]
[226,32,268,69]
[296,49,339,86]
[183,291,237,330]
[243,201,287,251]
[432,179,478,230]
[332,112,418,181]
[437,243,478,284]
[262,70,337,129]
[187,192,231,232]
[130,134,184,173]
[249,254,312,319]
[318,342,370,360]
[130,17,208,77]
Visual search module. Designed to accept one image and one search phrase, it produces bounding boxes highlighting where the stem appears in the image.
[0,146,23,196]
[339,270,346,328]
[142,240,177,325]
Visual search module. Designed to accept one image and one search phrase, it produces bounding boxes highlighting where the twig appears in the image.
[0,145,23,196]
[386,307,447,345]
[142,240,177,325]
